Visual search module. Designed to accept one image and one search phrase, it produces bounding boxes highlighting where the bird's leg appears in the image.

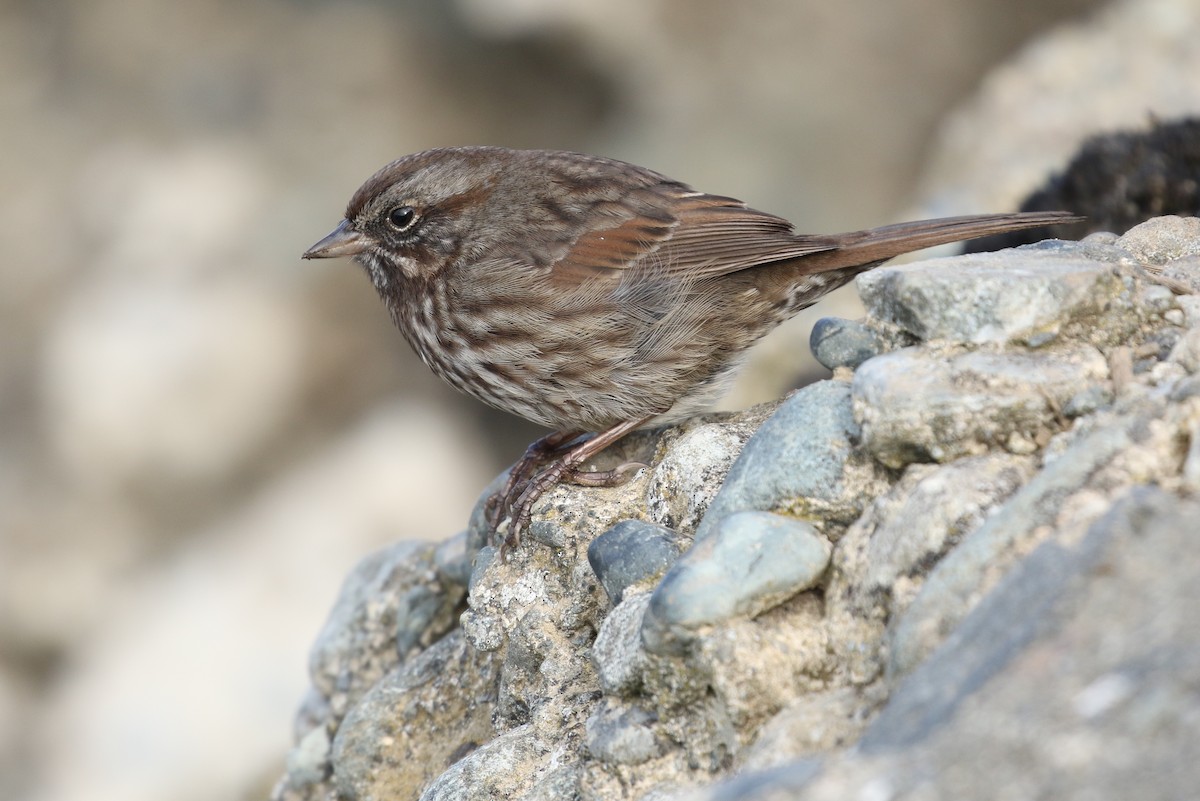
[499,417,650,559]
[486,429,585,530]
[569,461,649,486]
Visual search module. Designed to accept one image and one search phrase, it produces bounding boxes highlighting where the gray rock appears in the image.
[841,489,1200,800]
[308,541,452,718]
[587,520,683,605]
[584,701,662,766]
[830,454,1036,626]
[1169,326,1200,374]
[887,406,1159,677]
[434,530,475,589]
[283,725,332,787]
[332,632,501,801]
[695,380,890,541]
[856,251,1132,346]
[642,511,831,656]
[1161,255,1200,293]
[853,343,1109,469]
[647,420,757,534]
[809,317,888,370]
[1116,215,1200,265]
[416,725,546,801]
[592,592,652,696]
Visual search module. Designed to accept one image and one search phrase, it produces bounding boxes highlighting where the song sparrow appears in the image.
[304,146,1078,554]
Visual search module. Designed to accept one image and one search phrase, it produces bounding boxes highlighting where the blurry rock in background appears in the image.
[7,0,1198,800]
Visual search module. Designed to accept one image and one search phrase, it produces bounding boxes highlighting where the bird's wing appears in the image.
[548,184,836,287]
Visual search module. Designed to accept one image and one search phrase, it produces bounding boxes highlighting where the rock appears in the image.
[808,317,889,370]
[698,488,1200,800]
[1169,327,1200,373]
[642,512,831,656]
[591,593,653,697]
[587,520,684,606]
[850,489,1200,798]
[647,419,763,534]
[856,249,1135,347]
[584,701,662,766]
[695,380,890,540]
[1161,255,1200,294]
[853,343,1110,469]
[434,530,475,589]
[414,725,546,801]
[829,453,1036,627]
[273,213,1200,801]
[330,633,501,801]
[307,541,458,719]
[888,398,1181,677]
[1117,215,1200,265]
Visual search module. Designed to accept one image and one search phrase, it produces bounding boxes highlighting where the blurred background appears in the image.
[5,0,1199,799]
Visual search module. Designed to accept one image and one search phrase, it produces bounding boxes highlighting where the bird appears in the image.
[303,146,1079,554]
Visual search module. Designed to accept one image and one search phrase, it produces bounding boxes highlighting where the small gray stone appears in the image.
[831,453,1036,625]
[395,584,450,657]
[642,511,831,656]
[1061,383,1113,417]
[592,592,652,696]
[809,317,887,370]
[584,702,661,766]
[1161,255,1200,293]
[1169,326,1200,373]
[308,541,439,712]
[856,252,1130,346]
[414,725,541,801]
[587,520,683,605]
[853,343,1109,469]
[1116,215,1200,265]
[433,530,474,588]
[284,725,331,786]
[648,421,752,533]
[467,546,498,595]
[695,380,889,541]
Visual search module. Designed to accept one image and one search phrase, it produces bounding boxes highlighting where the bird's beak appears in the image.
[302,220,370,259]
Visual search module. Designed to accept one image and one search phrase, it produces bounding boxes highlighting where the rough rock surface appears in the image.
[271,217,1200,801]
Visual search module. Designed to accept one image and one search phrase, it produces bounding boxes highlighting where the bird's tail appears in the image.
[800,211,1083,272]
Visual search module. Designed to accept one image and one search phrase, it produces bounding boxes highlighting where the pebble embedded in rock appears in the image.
[592,593,653,696]
[856,251,1129,346]
[1116,215,1200,265]
[647,421,753,533]
[308,541,443,708]
[694,380,889,541]
[588,520,684,605]
[852,343,1109,469]
[434,530,474,589]
[642,511,831,656]
[809,317,888,370]
[584,702,661,766]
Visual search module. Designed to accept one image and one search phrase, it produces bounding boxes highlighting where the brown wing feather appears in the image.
[549,183,835,286]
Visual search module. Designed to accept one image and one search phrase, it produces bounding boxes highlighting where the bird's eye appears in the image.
[387,205,418,231]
